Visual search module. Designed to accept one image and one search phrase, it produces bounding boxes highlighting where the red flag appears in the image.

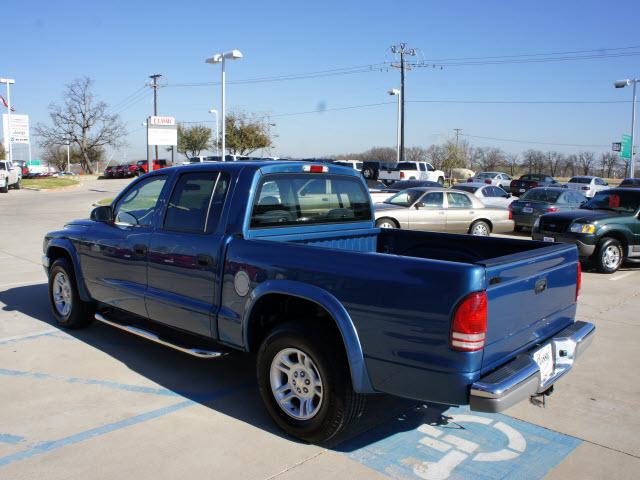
[0,95,15,112]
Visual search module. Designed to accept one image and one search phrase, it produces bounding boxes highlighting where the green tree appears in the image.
[223,112,273,155]
[177,124,211,159]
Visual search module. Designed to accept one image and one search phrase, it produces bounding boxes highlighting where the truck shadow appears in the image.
[0,283,451,451]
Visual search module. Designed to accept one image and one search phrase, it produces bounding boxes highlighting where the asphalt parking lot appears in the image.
[0,177,639,479]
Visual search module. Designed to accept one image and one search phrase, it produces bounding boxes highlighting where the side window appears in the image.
[481,187,491,197]
[419,163,427,172]
[420,192,444,208]
[426,163,435,172]
[114,175,167,226]
[447,192,473,208]
[595,178,605,186]
[163,172,230,233]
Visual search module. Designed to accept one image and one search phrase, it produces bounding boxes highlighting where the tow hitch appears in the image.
[530,385,554,407]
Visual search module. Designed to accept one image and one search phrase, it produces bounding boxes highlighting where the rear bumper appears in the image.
[532,231,596,257]
[469,320,595,413]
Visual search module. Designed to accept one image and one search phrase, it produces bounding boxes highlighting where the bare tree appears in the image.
[545,151,564,177]
[36,77,126,174]
[600,152,619,178]
[473,147,506,171]
[506,153,519,176]
[425,144,447,170]
[405,146,428,163]
[576,151,595,175]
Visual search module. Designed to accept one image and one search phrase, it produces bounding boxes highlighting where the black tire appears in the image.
[513,225,523,232]
[13,178,21,190]
[469,220,491,236]
[48,258,95,328]
[0,179,7,193]
[257,323,366,445]
[593,237,624,274]
[375,217,399,229]
[362,167,374,179]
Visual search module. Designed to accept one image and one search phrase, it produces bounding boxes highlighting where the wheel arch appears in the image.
[599,229,630,252]
[46,239,92,302]
[243,280,374,393]
[470,218,493,233]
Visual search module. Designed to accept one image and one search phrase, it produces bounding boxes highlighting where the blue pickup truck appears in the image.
[43,161,594,443]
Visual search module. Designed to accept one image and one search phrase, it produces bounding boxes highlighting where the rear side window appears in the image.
[447,192,473,208]
[569,177,591,184]
[418,163,426,172]
[250,173,371,228]
[397,162,418,171]
[164,172,229,233]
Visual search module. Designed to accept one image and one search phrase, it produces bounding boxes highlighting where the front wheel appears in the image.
[0,179,7,193]
[48,258,95,328]
[375,217,398,229]
[13,178,21,190]
[469,220,491,236]
[257,323,365,445]
[593,237,624,273]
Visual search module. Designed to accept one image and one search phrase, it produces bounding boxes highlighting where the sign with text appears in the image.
[2,113,30,144]
[621,134,632,159]
[612,142,621,152]
[147,116,177,146]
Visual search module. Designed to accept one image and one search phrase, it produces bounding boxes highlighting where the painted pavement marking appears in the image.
[0,329,58,345]
[342,405,581,480]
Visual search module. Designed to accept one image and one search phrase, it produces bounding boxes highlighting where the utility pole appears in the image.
[390,43,416,162]
[453,128,462,184]
[149,74,162,163]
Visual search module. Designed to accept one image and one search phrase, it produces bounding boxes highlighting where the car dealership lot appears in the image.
[0,178,639,479]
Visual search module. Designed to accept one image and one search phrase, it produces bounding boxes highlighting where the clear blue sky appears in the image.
[3,0,640,162]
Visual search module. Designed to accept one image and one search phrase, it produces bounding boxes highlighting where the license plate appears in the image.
[523,207,533,213]
[519,188,526,193]
[543,236,554,242]
[533,343,554,385]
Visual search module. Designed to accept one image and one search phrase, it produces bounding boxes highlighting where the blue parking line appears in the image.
[341,405,581,480]
[0,384,246,468]
[0,368,181,397]
[0,434,25,445]
[0,330,58,345]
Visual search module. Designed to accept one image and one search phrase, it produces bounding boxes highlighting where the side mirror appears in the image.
[414,202,424,209]
[91,205,113,222]
[505,193,512,198]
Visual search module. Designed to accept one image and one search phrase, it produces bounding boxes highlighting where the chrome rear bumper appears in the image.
[470,320,595,413]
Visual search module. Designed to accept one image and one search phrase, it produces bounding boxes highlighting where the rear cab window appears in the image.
[250,173,372,228]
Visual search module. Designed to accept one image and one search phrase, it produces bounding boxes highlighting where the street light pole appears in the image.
[388,89,401,163]
[206,50,243,162]
[66,141,70,173]
[615,78,639,178]
[0,78,15,163]
[209,109,219,156]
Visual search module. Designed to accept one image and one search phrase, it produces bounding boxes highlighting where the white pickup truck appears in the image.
[378,161,445,185]
[0,160,22,193]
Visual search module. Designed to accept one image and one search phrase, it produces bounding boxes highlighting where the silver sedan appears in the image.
[374,187,514,236]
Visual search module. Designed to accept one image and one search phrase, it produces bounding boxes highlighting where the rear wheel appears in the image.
[375,217,398,229]
[593,237,624,273]
[48,258,95,328]
[469,220,491,236]
[257,323,365,445]
[13,178,21,190]
[362,167,374,179]
[513,225,523,233]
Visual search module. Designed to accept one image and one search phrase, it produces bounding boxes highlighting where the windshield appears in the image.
[476,172,496,179]
[384,188,424,207]
[520,189,562,202]
[568,177,591,184]
[452,185,478,193]
[583,190,640,213]
[0,164,6,171]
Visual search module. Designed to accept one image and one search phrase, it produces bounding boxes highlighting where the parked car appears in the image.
[509,174,557,195]
[361,161,395,181]
[468,172,513,190]
[374,187,513,235]
[378,161,446,186]
[618,178,640,188]
[134,159,170,175]
[451,183,514,208]
[14,160,29,177]
[510,187,586,231]
[103,165,115,178]
[563,176,609,198]
[532,187,640,272]
[369,180,442,203]
[332,159,363,172]
[43,161,592,444]
[0,160,22,192]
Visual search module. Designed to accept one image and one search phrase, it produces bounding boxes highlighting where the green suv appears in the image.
[532,188,640,273]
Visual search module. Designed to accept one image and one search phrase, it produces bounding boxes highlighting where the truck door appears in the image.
[80,174,169,318]
[145,171,230,337]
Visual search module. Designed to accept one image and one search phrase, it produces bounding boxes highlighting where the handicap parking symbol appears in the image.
[343,406,581,480]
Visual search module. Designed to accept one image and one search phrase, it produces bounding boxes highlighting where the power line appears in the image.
[408,99,631,104]
[461,133,609,148]
[419,45,640,62]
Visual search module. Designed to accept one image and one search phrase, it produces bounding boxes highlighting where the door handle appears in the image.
[197,254,213,267]
[133,244,147,255]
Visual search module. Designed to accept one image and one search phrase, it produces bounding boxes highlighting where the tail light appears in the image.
[484,179,491,184]
[576,261,582,301]
[507,203,513,219]
[531,181,539,188]
[545,207,559,212]
[450,291,487,352]
[400,171,405,179]
[303,164,328,173]
[510,180,517,187]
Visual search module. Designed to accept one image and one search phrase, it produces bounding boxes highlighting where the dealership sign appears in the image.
[2,113,30,144]
[147,116,177,146]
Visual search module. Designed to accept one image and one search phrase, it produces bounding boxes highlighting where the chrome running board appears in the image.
[95,313,227,359]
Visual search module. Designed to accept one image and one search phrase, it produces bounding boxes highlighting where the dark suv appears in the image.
[532,188,640,273]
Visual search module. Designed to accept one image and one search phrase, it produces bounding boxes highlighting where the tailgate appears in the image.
[479,244,579,372]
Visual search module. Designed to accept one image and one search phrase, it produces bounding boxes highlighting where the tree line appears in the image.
[337,141,626,179]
